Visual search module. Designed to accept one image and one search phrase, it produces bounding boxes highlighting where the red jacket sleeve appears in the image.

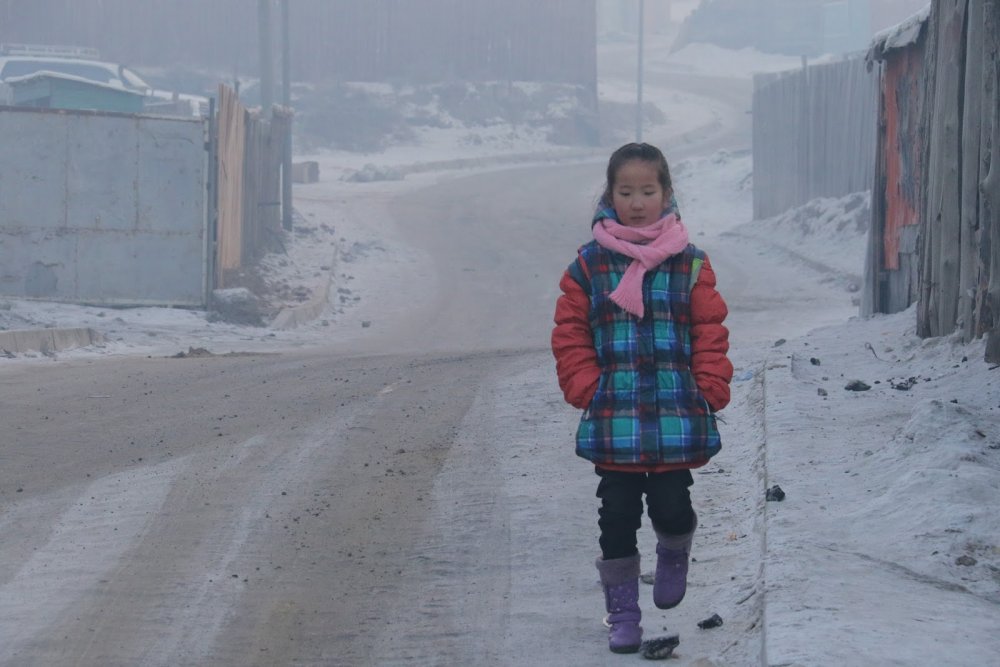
[552,268,601,409]
[690,256,733,411]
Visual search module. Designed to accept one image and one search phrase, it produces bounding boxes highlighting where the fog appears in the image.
[3,2,999,665]
[0,1,932,159]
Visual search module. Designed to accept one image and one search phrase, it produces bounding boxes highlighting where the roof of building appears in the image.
[866,4,931,65]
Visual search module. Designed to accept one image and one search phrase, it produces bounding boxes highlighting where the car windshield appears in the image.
[118,68,149,89]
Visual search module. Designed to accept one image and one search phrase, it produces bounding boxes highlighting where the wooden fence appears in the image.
[752,56,879,220]
[865,0,1000,361]
[215,84,291,288]
[918,0,999,357]
[216,85,246,284]
[0,0,597,89]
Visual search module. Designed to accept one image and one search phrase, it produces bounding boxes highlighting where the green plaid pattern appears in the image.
[568,242,721,466]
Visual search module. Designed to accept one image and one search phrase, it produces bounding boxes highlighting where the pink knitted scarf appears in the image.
[592,213,689,318]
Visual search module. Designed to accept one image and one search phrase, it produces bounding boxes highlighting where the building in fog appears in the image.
[596,0,705,36]
[674,0,931,56]
[0,1,597,89]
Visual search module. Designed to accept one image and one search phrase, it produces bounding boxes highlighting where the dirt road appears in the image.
[2,348,544,665]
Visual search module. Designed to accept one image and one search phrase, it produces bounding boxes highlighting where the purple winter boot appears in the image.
[653,513,698,610]
[595,554,642,654]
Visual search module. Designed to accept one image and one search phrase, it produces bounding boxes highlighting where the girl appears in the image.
[551,142,733,654]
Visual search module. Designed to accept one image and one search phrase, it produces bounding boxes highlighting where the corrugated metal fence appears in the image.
[752,56,879,220]
[0,0,597,89]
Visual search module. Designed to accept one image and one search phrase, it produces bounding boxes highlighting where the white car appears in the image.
[0,43,207,116]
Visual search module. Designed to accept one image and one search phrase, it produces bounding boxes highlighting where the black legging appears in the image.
[595,468,695,560]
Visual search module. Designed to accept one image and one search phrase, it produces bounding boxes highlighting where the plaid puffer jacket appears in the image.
[552,242,733,470]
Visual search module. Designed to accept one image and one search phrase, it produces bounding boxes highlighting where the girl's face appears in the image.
[611,159,670,228]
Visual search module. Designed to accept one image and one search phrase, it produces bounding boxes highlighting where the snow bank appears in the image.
[726,191,870,280]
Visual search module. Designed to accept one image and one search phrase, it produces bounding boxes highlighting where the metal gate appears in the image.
[0,106,209,306]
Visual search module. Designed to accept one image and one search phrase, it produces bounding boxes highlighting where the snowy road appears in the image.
[0,349,518,665]
[1,64,864,666]
[0,180,853,667]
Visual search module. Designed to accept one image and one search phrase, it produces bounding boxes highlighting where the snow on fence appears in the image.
[865,0,1000,361]
[751,55,879,220]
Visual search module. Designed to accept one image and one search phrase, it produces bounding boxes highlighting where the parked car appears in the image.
[0,43,207,116]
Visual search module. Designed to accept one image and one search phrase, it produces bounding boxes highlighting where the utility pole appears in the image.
[281,0,290,108]
[636,0,645,142]
[258,0,274,113]
[280,0,292,231]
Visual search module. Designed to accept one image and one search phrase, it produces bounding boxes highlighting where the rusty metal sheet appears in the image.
[881,45,925,270]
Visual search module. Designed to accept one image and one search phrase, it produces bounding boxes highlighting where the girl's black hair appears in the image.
[600,142,673,206]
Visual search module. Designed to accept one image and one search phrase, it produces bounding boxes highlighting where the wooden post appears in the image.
[917,1,940,338]
[960,0,984,341]
[281,0,291,109]
[919,0,967,337]
[207,95,218,296]
[983,0,1000,361]
[864,63,887,317]
[280,0,293,231]
[215,85,247,287]
[636,0,645,142]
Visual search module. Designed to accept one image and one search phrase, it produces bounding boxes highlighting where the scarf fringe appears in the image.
[610,283,646,318]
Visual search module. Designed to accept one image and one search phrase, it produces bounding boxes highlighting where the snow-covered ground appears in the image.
[2,35,998,664]
[761,307,1000,665]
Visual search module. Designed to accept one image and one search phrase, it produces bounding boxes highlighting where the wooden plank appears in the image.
[920,0,967,337]
[983,0,1000,361]
[242,115,261,264]
[917,1,941,337]
[863,65,887,317]
[937,0,967,336]
[960,0,985,340]
[215,84,246,286]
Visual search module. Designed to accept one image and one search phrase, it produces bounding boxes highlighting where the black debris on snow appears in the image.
[640,634,680,660]
[766,485,786,502]
[698,613,724,630]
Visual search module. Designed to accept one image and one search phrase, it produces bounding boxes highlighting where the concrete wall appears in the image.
[0,107,209,306]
